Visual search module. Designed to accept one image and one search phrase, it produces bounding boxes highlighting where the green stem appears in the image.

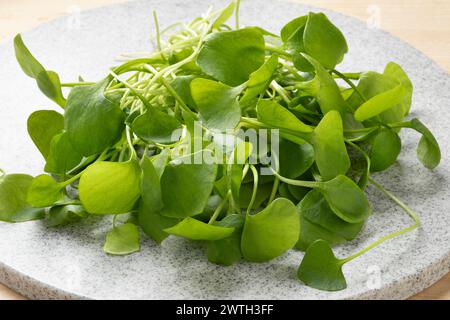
[61,82,96,87]
[332,72,361,80]
[332,69,366,102]
[270,168,320,189]
[208,192,229,224]
[235,0,241,29]
[247,165,259,214]
[126,127,138,160]
[153,10,164,56]
[340,177,420,264]
[265,45,292,58]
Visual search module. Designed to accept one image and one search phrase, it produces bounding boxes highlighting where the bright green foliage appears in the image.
[297,240,347,291]
[26,174,64,208]
[0,174,45,222]
[14,34,66,107]
[27,110,64,158]
[5,2,441,292]
[79,161,141,214]
[313,111,350,180]
[197,27,266,86]
[64,79,125,156]
[104,223,140,255]
[241,198,299,262]
[164,217,234,240]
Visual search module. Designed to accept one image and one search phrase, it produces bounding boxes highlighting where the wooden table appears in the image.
[0,0,449,300]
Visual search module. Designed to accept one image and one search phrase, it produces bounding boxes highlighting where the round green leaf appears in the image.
[0,174,45,222]
[26,174,63,208]
[241,198,300,262]
[103,223,140,255]
[79,161,141,214]
[197,28,266,86]
[160,161,218,218]
[319,175,371,223]
[370,128,401,172]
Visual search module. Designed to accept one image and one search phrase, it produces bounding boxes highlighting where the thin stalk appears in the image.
[61,82,96,87]
[265,44,292,58]
[208,192,229,224]
[340,177,420,264]
[126,127,138,160]
[247,165,259,214]
[235,0,241,29]
[332,69,366,102]
[153,10,164,55]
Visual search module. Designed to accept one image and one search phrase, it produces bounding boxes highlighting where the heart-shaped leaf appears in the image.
[297,239,347,291]
[44,132,83,175]
[410,119,441,169]
[257,100,313,133]
[26,174,64,208]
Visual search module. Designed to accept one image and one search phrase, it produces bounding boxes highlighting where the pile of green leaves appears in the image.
[0,1,441,291]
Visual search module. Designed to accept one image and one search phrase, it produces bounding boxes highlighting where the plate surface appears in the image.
[0,0,449,300]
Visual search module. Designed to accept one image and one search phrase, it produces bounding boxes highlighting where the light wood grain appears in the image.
[0,0,449,300]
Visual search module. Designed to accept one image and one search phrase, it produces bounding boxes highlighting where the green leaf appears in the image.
[303,13,348,69]
[313,111,350,180]
[348,71,405,124]
[370,128,401,172]
[278,139,314,179]
[190,78,241,131]
[171,75,197,109]
[354,84,405,122]
[26,174,63,208]
[295,213,345,251]
[257,100,313,133]
[47,204,87,227]
[281,16,308,43]
[241,198,299,262]
[384,62,413,116]
[0,174,45,222]
[207,214,245,266]
[299,189,364,240]
[410,119,441,169]
[103,223,140,255]
[79,161,141,214]
[240,55,279,105]
[27,110,64,159]
[319,175,371,223]
[131,106,182,144]
[281,13,348,70]
[138,156,178,243]
[197,28,266,86]
[164,217,234,240]
[160,160,218,218]
[239,182,272,210]
[44,132,83,175]
[14,34,66,107]
[64,79,125,156]
[297,240,347,291]
[213,1,236,28]
[296,56,349,115]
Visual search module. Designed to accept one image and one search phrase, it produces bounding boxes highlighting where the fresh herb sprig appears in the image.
[0,1,441,292]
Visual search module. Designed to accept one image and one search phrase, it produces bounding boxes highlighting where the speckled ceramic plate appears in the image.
[0,0,449,300]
